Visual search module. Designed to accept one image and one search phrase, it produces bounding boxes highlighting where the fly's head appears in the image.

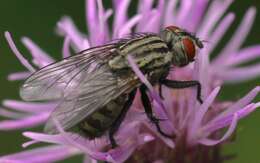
[160,26,204,67]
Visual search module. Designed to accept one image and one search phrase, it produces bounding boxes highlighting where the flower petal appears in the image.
[139,0,164,33]
[112,0,131,38]
[151,0,165,32]
[176,0,193,27]
[62,36,71,58]
[96,0,110,44]
[164,0,178,26]
[2,100,57,113]
[197,0,234,39]
[214,64,260,82]
[225,45,260,66]
[4,31,35,72]
[0,113,49,130]
[187,0,209,31]
[107,134,154,163]
[57,16,89,51]
[203,103,257,134]
[0,145,80,163]
[188,86,221,143]
[0,108,26,119]
[136,0,153,32]
[23,132,69,146]
[205,13,235,56]
[86,0,111,45]
[118,14,142,37]
[213,7,256,65]
[142,10,160,32]
[199,113,238,146]
[21,37,54,67]
[7,71,31,81]
[212,86,260,122]
[86,0,98,44]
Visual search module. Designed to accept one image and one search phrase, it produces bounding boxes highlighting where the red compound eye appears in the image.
[182,38,196,61]
[166,25,181,33]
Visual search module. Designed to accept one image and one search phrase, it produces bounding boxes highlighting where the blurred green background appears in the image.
[0,0,259,163]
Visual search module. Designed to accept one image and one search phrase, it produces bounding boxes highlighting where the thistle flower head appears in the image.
[1,0,260,162]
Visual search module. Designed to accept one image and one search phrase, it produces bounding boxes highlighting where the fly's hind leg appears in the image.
[160,79,203,104]
[108,89,137,148]
[140,85,173,138]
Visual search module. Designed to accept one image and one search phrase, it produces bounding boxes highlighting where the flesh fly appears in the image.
[20,26,204,147]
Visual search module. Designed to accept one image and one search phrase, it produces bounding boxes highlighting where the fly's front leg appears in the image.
[159,84,164,99]
[140,85,172,138]
[108,89,137,148]
[160,79,203,104]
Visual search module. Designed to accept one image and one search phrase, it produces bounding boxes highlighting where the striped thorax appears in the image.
[108,34,172,70]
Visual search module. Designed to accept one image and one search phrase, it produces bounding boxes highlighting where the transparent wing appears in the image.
[44,64,140,134]
[20,44,118,101]
[19,33,152,134]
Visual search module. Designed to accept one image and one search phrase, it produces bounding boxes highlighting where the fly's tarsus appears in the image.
[140,85,174,139]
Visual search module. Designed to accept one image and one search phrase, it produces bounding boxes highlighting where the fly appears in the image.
[20,25,204,148]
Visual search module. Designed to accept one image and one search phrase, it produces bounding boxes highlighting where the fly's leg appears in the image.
[159,84,164,99]
[108,89,137,148]
[160,79,203,104]
[140,85,173,138]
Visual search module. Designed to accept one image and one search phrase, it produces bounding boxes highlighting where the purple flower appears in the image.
[1,0,260,162]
